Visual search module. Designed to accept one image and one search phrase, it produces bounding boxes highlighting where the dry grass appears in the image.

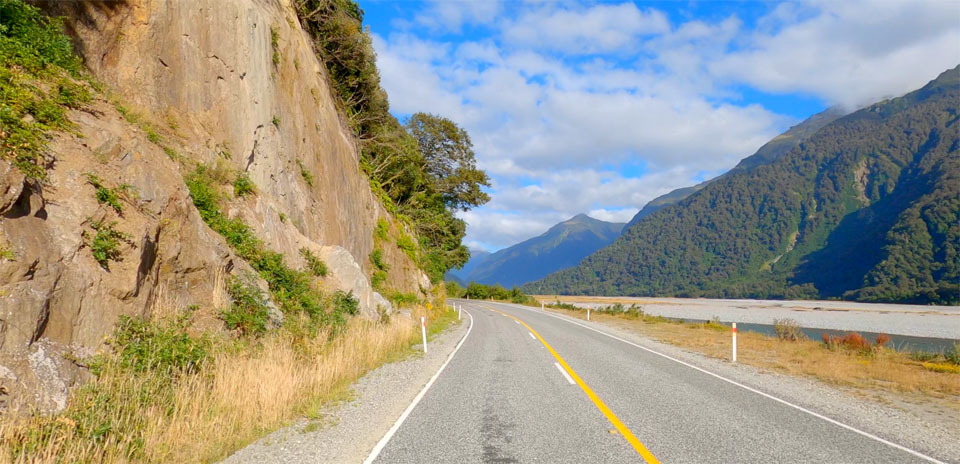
[547,308,960,412]
[0,303,458,464]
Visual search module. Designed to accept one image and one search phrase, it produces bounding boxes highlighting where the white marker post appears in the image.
[541,302,544,311]
[587,308,591,321]
[421,316,428,353]
[458,304,461,321]
[732,322,737,363]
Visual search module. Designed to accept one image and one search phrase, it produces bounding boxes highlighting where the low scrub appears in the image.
[447,281,536,305]
[821,332,891,355]
[186,165,348,333]
[773,318,806,342]
[83,220,133,270]
[0,0,92,179]
[0,304,455,463]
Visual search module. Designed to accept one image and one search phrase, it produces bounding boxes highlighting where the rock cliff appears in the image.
[0,0,428,413]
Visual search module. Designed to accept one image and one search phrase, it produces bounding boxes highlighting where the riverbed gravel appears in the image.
[550,297,960,339]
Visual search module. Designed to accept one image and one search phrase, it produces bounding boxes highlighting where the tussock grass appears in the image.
[0,303,458,463]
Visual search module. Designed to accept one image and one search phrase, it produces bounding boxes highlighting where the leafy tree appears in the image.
[404,113,490,211]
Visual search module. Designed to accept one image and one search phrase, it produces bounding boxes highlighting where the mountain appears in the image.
[463,214,625,288]
[626,107,845,228]
[527,67,960,304]
[446,249,490,284]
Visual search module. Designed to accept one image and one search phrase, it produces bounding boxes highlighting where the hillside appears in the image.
[528,67,960,304]
[446,249,490,284]
[0,0,479,415]
[626,107,845,228]
[463,214,624,288]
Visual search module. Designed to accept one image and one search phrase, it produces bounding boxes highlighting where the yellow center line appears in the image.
[490,307,660,464]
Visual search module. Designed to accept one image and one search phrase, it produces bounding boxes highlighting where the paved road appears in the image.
[371,300,945,463]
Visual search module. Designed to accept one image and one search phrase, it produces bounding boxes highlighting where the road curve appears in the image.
[370,300,948,463]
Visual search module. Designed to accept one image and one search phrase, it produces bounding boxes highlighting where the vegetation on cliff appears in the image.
[0,0,92,179]
[528,67,960,304]
[294,0,489,283]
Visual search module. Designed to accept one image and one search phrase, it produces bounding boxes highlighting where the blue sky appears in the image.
[359,0,960,251]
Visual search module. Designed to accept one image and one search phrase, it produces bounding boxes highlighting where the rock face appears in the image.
[0,0,427,412]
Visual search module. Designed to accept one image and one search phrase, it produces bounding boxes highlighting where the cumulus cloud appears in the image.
[372,0,960,251]
[502,3,670,54]
[711,0,960,107]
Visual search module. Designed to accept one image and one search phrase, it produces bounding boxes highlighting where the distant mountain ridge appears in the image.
[454,214,624,288]
[528,66,960,304]
[626,107,846,228]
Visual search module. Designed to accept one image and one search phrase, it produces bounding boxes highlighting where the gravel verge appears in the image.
[221,316,470,464]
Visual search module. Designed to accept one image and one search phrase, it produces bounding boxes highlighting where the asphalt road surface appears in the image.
[370,300,945,463]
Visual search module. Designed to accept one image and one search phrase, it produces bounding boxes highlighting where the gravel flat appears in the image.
[544,297,960,338]
[222,314,469,464]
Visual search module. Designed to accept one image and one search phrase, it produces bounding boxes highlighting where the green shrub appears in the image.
[369,248,388,271]
[109,316,208,374]
[947,343,960,366]
[84,220,132,270]
[297,159,314,186]
[187,165,343,332]
[371,270,387,290]
[0,0,90,179]
[332,290,359,316]
[86,174,132,214]
[270,26,280,66]
[0,244,14,261]
[233,172,256,197]
[444,280,465,298]
[223,275,271,336]
[396,233,417,261]
[386,291,418,306]
[374,218,389,241]
[300,247,328,276]
[272,115,281,127]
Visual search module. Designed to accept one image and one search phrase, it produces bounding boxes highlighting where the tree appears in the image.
[404,113,491,211]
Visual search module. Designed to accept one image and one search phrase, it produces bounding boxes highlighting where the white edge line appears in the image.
[363,309,475,464]
[528,332,536,340]
[503,302,946,464]
[554,362,575,385]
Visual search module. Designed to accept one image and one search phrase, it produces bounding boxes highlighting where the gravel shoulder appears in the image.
[515,303,960,461]
[542,296,960,338]
[221,316,469,464]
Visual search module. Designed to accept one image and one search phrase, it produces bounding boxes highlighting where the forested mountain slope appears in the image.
[626,107,845,228]
[465,214,624,288]
[528,67,959,304]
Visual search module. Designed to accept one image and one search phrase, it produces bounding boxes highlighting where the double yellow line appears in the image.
[490,308,660,464]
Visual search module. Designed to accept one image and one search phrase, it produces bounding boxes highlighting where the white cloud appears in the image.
[371,0,960,251]
[412,0,502,33]
[711,0,960,107]
[502,3,670,54]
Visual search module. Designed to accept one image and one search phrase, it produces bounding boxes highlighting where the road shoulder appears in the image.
[222,316,470,464]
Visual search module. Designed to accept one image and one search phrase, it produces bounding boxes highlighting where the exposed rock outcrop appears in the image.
[0,0,428,413]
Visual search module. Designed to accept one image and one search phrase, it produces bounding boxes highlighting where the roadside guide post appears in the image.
[421,317,428,353]
[587,307,591,321]
[541,302,544,311]
[458,304,461,321]
[732,322,738,363]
